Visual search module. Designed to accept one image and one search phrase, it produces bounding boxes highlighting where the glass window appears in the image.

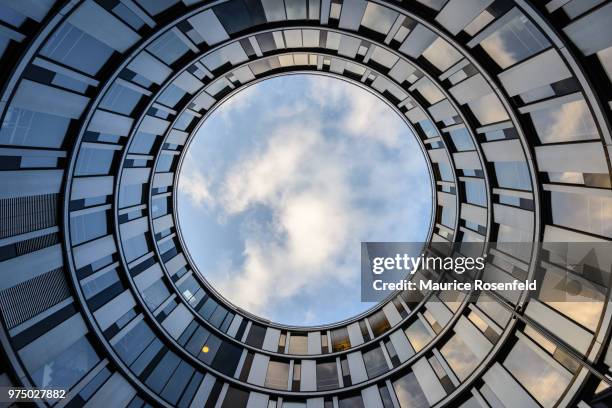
[129,131,158,154]
[440,335,479,380]
[464,179,487,206]
[31,336,99,389]
[99,82,143,115]
[368,310,390,337]
[71,210,108,245]
[0,108,69,148]
[265,360,289,390]
[363,347,389,378]
[550,191,612,238]
[423,37,462,72]
[449,127,474,151]
[440,205,456,228]
[122,233,149,262]
[41,23,114,75]
[142,280,170,310]
[414,78,445,104]
[480,12,550,69]
[331,327,351,352]
[75,147,116,175]
[393,372,428,408]
[467,93,509,125]
[338,395,365,408]
[115,319,155,364]
[361,3,398,34]
[405,319,433,352]
[504,337,571,406]
[157,84,186,108]
[245,324,266,348]
[530,99,598,144]
[148,30,190,65]
[134,0,179,15]
[82,267,120,299]
[288,335,308,354]
[316,361,339,390]
[494,161,531,190]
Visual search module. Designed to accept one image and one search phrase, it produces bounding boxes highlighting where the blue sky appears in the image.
[177,74,432,326]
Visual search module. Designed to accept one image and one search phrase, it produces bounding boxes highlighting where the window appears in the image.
[405,319,433,352]
[440,335,479,380]
[75,147,116,176]
[31,336,99,389]
[265,360,289,390]
[0,108,69,148]
[288,335,308,354]
[368,310,391,337]
[70,210,109,245]
[316,361,339,390]
[480,12,550,69]
[464,179,486,207]
[147,30,190,65]
[449,127,474,151]
[363,347,389,378]
[493,162,531,190]
[529,98,598,144]
[41,23,114,75]
[393,372,428,408]
[331,327,351,352]
[504,337,571,407]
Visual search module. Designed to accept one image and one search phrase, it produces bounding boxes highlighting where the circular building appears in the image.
[0,0,611,407]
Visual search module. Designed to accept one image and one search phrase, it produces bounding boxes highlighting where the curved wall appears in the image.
[0,0,611,407]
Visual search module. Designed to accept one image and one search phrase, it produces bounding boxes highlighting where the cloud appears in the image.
[179,75,433,322]
[178,153,214,207]
[305,76,405,148]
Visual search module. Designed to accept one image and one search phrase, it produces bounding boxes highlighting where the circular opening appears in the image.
[177,74,433,326]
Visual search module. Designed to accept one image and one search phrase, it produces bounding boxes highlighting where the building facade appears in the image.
[0,0,611,407]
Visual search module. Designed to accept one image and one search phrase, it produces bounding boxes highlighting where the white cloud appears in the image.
[178,153,214,207]
[180,75,433,322]
[305,76,405,148]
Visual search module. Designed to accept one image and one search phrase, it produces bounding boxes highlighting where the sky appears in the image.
[177,74,432,326]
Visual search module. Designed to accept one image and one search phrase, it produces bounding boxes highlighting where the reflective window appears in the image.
[393,372,428,408]
[289,335,308,354]
[369,310,391,337]
[405,319,433,352]
[480,12,550,69]
[363,347,388,378]
[494,161,531,190]
[41,23,114,75]
[331,327,351,352]
[115,320,156,364]
[361,3,398,34]
[75,147,116,175]
[467,93,509,125]
[550,191,612,238]
[316,361,339,390]
[530,99,598,144]
[504,337,571,406]
[265,360,289,390]
[449,127,474,151]
[82,267,120,299]
[423,38,462,72]
[148,30,190,65]
[0,108,69,148]
[142,280,170,310]
[99,83,143,115]
[71,211,108,245]
[464,179,486,206]
[31,336,99,389]
[440,335,479,380]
